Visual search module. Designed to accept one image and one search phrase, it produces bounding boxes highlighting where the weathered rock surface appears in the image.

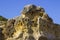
[0,4,60,40]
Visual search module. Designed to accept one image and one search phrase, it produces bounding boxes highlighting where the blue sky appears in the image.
[0,0,60,24]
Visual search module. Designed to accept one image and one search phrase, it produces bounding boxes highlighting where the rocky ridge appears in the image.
[0,4,60,40]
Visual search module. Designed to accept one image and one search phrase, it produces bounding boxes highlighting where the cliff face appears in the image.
[0,16,7,40]
[0,4,60,40]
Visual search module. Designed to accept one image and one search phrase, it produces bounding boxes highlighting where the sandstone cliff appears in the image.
[0,4,60,40]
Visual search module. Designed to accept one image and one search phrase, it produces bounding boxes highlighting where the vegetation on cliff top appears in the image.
[0,16,8,21]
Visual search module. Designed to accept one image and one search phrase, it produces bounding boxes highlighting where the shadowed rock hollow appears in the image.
[0,4,60,40]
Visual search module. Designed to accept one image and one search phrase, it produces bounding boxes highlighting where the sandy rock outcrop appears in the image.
[0,4,60,40]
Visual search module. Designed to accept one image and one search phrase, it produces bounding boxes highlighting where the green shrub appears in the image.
[0,16,8,21]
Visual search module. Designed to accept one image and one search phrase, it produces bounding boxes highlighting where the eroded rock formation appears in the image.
[0,4,60,40]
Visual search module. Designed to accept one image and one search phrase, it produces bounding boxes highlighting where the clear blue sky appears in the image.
[0,0,60,24]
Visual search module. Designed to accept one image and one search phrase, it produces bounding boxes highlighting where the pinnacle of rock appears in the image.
[0,4,60,40]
